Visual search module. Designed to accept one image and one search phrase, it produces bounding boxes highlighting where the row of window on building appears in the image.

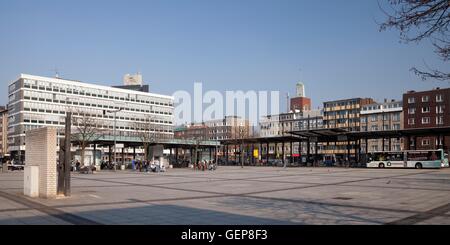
[21,91,173,116]
[407,117,445,125]
[407,94,444,104]
[21,79,173,106]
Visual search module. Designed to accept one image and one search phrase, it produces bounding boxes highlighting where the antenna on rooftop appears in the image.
[51,67,61,78]
[286,92,290,113]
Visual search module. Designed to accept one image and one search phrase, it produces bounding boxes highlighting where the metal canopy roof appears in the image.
[71,126,450,148]
[290,128,349,138]
[72,135,220,148]
[220,135,301,145]
[290,126,450,142]
[347,126,450,140]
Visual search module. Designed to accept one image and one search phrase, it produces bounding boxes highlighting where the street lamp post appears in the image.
[106,108,123,167]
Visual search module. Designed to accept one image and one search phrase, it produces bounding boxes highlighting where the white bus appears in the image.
[367,149,449,169]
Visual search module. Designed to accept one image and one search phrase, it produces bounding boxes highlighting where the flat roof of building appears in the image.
[12,74,174,100]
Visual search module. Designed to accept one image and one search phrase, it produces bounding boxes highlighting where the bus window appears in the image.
[407,151,441,161]
[388,153,403,161]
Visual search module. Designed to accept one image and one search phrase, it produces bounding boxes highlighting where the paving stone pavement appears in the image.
[1,166,450,225]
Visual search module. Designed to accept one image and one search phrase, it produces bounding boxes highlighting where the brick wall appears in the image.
[290,97,311,112]
[25,127,57,198]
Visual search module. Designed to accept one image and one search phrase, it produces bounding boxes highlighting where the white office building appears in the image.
[7,74,174,161]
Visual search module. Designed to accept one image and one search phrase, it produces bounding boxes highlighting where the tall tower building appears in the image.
[290,82,311,112]
[296,82,305,97]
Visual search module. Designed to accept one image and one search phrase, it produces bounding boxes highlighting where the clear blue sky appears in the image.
[0,0,447,110]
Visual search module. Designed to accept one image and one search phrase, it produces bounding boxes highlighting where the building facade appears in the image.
[360,100,404,152]
[403,88,450,151]
[259,114,282,137]
[322,98,374,157]
[174,123,208,140]
[259,110,323,158]
[174,116,251,160]
[260,110,323,137]
[204,116,252,141]
[174,116,251,141]
[0,106,7,159]
[323,98,374,131]
[7,74,174,161]
[290,97,311,112]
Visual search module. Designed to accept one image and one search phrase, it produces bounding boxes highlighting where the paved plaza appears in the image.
[1,166,450,225]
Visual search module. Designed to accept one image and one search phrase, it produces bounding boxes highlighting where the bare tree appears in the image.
[71,111,104,168]
[133,116,156,161]
[192,135,202,169]
[379,0,450,81]
[234,124,250,168]
[214,129,220,165]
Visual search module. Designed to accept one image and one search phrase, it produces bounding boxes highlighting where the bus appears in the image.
[366,149,449,169]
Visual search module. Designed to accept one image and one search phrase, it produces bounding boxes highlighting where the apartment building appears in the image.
[360,100,404,152]
[403,88,450,151]
[0,107,7,159]
[322,98,374,157]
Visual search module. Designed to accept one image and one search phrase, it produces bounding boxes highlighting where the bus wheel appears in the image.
[415,163,423,169]
[379,163,385,168]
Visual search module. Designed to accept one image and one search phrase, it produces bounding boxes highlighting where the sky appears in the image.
[0,0,448,115]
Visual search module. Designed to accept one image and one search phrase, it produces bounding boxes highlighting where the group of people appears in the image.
[132,159,165,173]
[100,161,117,170]
[193,160,217,171]
[71,160,97,173]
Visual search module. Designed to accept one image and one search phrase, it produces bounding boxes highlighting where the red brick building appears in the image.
[174,123,208,140]
[403,87,450,151]
[290,97,311,112]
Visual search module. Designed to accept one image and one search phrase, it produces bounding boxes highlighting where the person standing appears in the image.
[75,160,81,172]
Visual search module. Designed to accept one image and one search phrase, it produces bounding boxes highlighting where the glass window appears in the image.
[392,113,401,121]
[422,117,430,124]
